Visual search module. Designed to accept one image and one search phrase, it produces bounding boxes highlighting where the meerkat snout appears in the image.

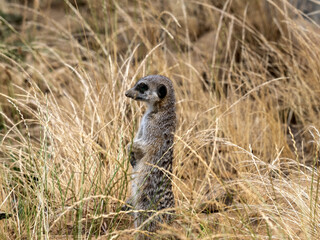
[125,82,148,100]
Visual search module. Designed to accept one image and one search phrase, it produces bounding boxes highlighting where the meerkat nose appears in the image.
[125,91,130,97]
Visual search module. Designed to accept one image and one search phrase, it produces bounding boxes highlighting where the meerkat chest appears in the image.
[140,114,148,133]
[135,112,154,142]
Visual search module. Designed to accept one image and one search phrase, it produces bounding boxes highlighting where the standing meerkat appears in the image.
[124,75,176,239]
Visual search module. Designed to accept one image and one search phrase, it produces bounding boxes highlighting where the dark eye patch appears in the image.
[135,83,149,93]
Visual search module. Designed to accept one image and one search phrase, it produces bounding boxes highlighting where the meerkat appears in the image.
[124,75,176,239]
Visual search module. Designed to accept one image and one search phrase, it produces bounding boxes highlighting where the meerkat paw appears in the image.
[121,198,134,215]
[131,142,145,160]
[127,143,137,167]
[127,142,145,168]
[130,152,136,167]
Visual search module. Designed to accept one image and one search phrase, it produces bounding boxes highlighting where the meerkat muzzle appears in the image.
[125,89,134,98]
[125,89,143,100]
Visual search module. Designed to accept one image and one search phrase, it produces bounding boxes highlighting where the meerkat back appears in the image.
[125,75,176,239]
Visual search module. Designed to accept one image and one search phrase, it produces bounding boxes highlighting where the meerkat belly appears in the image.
[131,159,148,206]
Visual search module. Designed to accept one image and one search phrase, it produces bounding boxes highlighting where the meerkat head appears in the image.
[125,75,174,107]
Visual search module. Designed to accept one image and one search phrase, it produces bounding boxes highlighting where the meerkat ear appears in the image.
[157,84,167,99]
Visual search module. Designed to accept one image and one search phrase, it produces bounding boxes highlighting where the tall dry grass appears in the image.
[0,0,319,239]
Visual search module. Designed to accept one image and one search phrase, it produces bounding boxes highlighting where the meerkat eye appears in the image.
[136,83,149,93]
[157,84,167,99]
